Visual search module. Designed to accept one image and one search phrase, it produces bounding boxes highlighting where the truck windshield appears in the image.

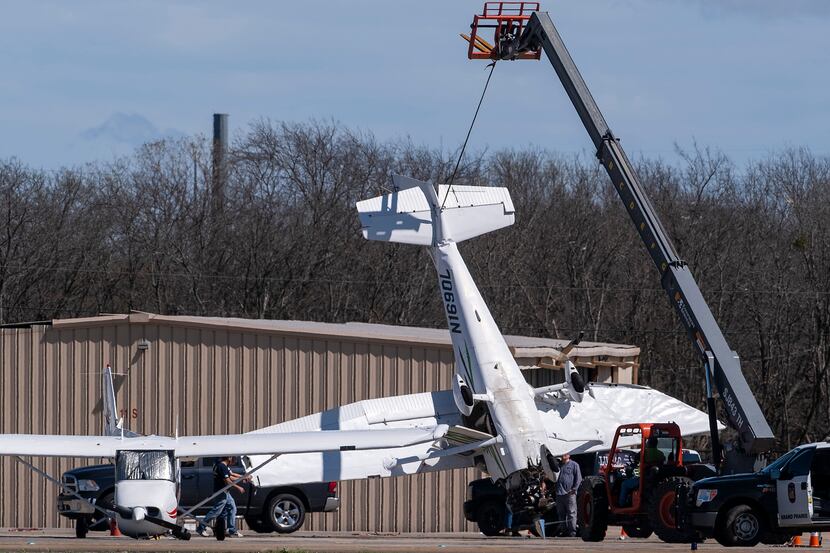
[759,447,800,475]
[116,450,175,482]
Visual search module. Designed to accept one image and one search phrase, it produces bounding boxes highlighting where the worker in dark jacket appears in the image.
[196,456,248,537]
[555,453,582,537]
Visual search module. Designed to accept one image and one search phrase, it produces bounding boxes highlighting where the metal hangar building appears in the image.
[0,312,639,531]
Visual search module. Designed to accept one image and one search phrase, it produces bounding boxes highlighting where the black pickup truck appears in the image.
[683,442,830,547]
[57,458,338,534]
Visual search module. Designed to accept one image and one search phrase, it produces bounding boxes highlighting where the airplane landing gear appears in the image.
[214,517,227,541]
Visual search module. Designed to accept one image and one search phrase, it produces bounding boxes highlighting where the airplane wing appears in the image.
[246,384,721,486]
[538,382,725,455]
[247,391,478,486]
[0,428,445,459]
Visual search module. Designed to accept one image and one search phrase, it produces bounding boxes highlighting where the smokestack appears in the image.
[212,113,228,213]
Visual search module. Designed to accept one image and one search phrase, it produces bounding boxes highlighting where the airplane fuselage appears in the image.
[114,479,178,538]
[432,241,551,480]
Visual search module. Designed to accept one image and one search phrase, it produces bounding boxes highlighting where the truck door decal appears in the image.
[776,446,816,527]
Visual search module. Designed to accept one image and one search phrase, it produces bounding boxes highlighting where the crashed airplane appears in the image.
[246,175,718,520]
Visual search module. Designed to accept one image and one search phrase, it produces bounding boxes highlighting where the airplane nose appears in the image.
[132,507,147,521]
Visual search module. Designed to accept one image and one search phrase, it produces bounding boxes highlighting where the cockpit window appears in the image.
[116,450,175,482]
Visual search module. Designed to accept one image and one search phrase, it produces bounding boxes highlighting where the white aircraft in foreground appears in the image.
[244,175,720,520]
[0,364,445,540]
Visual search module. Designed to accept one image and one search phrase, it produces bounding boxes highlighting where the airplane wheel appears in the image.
[475,500,506,536]
[75,517,89,539]
[214,517,226,541]
[577,475,608,542]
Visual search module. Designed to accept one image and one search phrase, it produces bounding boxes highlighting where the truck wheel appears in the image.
[577,475,608,542]
[244,515,274,533]
[715,504,763,547]
[622,523,653,538]
[266,493,306,534]
[75,517,88,539]
[648,476,697,543]
[475,500,505,536]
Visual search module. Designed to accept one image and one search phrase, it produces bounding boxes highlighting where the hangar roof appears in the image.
[49,311,639,360]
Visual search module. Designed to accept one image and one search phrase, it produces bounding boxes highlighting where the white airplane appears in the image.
[0,363,446,540]
[242,175,721,520]
[0,176,718,536]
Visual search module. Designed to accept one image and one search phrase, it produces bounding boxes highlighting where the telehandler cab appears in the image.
[577,423,701,543]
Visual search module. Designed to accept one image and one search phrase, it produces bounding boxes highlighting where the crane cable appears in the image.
[441,61,497,209]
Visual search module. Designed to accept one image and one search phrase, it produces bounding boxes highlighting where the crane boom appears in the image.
[516,11,775,459]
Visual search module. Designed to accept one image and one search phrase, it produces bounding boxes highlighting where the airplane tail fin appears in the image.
[102,364,125,437]
[356,175,514,246]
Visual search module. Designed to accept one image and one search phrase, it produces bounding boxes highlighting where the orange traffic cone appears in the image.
[109,518,122,537]
[790,534,802,547]
[808,532,820,547]
[618,527,628,540]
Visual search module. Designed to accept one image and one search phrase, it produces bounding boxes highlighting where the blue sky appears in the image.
[0,0,828,169]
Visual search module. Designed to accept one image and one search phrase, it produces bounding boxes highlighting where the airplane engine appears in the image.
[564,360,586,403]
[452,374,475,416]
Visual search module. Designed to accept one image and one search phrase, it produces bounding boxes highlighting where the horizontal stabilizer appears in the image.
[356,175,514,245]
[437,184,515,243]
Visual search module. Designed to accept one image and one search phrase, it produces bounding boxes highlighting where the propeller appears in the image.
[536,331,594,402]
[558,330,584,359]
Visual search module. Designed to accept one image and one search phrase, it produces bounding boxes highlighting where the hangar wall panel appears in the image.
[0,321,477,531]
[0,317,636,531]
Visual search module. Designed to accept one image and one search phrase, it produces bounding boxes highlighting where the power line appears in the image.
[0,262,828,296]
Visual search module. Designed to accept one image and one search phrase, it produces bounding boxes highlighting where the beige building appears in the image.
[0,312,639,531]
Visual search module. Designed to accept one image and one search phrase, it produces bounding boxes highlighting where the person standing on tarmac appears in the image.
[555,453,582,537]
[196,456,248,537]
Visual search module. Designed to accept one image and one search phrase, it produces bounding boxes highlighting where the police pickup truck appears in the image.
[684,442,830,546]
[57,458,339,536]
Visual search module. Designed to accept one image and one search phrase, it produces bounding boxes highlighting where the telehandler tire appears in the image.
[648,476,697,543]
[577,475,608,542]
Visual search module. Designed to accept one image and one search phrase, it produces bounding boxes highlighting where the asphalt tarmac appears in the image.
[0,528,804,552]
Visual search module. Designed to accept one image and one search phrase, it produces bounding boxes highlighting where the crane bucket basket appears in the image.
[463,2,542,60]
